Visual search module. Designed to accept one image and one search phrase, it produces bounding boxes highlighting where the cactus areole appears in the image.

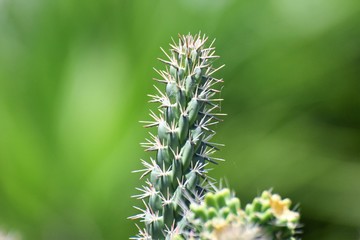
[130,33,225,239]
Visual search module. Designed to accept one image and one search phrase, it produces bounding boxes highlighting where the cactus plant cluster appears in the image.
[130,33,301,240]
[187,189,300,240]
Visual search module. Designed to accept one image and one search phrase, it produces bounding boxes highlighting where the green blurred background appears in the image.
[0,0,360,239]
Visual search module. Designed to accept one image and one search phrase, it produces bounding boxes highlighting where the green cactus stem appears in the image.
[130,33,225,239]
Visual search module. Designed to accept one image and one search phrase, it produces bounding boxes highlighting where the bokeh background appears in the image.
[1,0,360,239]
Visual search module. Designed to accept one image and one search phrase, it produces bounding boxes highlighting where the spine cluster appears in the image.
[131,33,225,239]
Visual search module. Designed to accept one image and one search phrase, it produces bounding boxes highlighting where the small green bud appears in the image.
[220,207,230,219]
[170,65,177,78]
[187,98,200,125]
[158,175,172,195]
[185,75,196,98]
[245,204,253,215]
[228,198,241,215]
[205,192,218,209]
[178,114,189,144]
[165,104,180,123]
[166,82,179,103]
[208,207,217,219]
[191,126,203,151]
[177,89,186,108]
[157,147,170,166]
[180,140,194,169]
[216,188,231,208]
[191,49,198,62]
[172,187,183,213]
[252,198,262,212]
[194,67,202,81]
[163,203,175,227]
[168,132,179,154]
[150,217,164,239]
[261,200,271,212]
[260,208,274,223]
[171,160,182,187]
[178,67,185,79]
[158,121,168,141]
[150,169,161,185]
[191,204,208,221]
[185,171,198,191]
[149,194,162,212]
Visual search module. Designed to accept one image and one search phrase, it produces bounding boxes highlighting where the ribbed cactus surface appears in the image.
[130,33,224,240]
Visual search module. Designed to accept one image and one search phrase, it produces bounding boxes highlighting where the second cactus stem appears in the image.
[131,33,225,239]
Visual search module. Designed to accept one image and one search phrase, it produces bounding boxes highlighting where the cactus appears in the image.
[130,33,225,239]
[244,190,301,239]
[187,189,301,240]
[130,33,302,240]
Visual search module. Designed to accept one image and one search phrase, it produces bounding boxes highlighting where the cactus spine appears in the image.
[130,33,225,239]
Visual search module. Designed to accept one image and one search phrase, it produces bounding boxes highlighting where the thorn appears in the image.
[207,64,225,76]
[157,58,174,66]
[152,78,167,84]
[160,47,172,62]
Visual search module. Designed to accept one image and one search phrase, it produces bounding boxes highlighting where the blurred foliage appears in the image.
[0,0,359,239]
